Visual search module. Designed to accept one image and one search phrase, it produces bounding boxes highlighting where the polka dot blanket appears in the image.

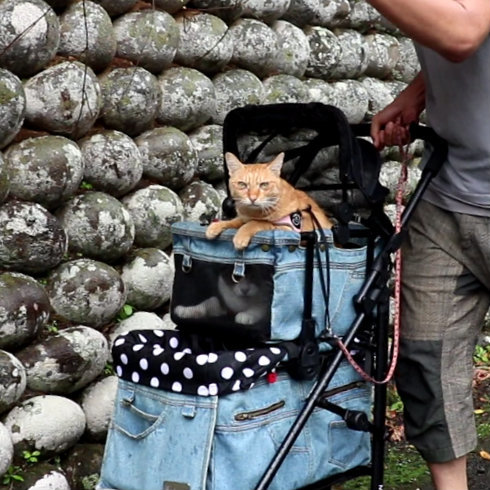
[112,329,288,397]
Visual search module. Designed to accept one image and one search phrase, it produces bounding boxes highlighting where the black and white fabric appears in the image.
[112,329,287,397]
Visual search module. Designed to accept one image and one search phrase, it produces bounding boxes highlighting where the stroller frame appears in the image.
[220,103,448,490]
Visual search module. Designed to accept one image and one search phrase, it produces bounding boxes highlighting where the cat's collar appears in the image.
[272,211,302,232]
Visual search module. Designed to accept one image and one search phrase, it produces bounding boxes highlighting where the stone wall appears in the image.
[0,0,427,488]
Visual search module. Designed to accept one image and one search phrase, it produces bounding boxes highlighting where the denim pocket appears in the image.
[98,380,218,490]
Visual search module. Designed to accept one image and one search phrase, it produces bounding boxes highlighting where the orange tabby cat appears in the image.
[206,152,333,249]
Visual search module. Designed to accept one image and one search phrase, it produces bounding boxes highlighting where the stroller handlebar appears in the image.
[352,122,448,176]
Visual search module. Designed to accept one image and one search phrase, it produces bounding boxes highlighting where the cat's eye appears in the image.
[259,182,270,189]
[237,181,248,189]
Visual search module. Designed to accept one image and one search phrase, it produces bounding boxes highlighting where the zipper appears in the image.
[235,400,286,421]
[321,381,365,399]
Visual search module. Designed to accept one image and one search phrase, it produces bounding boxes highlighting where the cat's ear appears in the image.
[267,152,285,176]
[225,152,243,175]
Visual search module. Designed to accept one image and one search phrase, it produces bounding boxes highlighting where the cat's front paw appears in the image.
[206,221,225,240]
[233,230,252,250]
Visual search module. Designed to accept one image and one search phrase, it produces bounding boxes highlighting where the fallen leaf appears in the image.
[474,409,485,415]
[479,450,490,460]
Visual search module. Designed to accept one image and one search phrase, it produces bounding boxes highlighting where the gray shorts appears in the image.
[396,200,490,463]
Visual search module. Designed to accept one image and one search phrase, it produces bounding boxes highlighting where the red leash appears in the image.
[337,146,409,384]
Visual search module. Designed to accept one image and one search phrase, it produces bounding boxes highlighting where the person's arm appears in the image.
[368,0,490,62]
[370,72,426,149]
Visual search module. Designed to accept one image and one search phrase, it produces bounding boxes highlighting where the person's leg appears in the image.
[429,455,468,490]
[396,201,490,489]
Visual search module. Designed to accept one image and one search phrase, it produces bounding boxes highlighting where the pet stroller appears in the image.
[97,103,447,490]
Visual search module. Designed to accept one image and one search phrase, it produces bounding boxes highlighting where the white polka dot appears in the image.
[232,380,241,391]
[183,367,194,379]
[120,354,128,365]
[172,382,182,392]
[153,346,164,356]
[131,372,140,383]
[269,347,282,355]
[183,348,192,354]
[221,367,234,380]
[114,338,125,347]
[161,363,169,375]
[174,351,186,361]
[197,385,209,396]
[116,365,123,376]
[258,355,271,366]
[153,330,164,337]
[208,353,218,363]
[234,351,247,362]
[133,344,144,352]
[196,354,208,365]
[209,384,218,396]
[139,358,149,370]
[138,334,148,343]
[150,377,160,388]
[169,337,179,349]
[242,368,255,378]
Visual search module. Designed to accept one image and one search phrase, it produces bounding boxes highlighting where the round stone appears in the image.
[0,201,67,273]
[0,69,25,150]
[47,258,126,327]
[0,0,60,77]
[0,423,13,476]
[270,20,310,77]
[241,0,291,22]
[122,184,184,249]
[364,33,400,79]
[0,272,50,351]
[16,326,109,394]
[58,0,117,73]
[99,66,160,137]
[186,0,242,23]
[212,69,264,125]
[329,79,369,123]
[188,124,224,182]
[113,10,179,73]
[3,395,86,455]
[392,37,420,83]
[304,26,342,79]
[282,0,321,26]
[312,0,351,26]
[179,180,222,224]
[0,152,10,203]
[4,135,84,210]
[303,77,338,106]
[121,248,174,310]
[228,19,279,78]
[0,351,27,414]
[23,61,101,138]
[136,126,198,190]
[156,67,216,131]
[174,12,233,74]
[80,376,118,441]
[78,130,143,197]
[330,29,369,79]
[56,191,135,262]
[361,77,397,120]
[262,74,309,104]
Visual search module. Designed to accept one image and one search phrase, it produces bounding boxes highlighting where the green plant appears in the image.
[45,321,59,334]
[22,450,41,464]
[117,304,134,321]
[474,344,490,365]
[2,465,24,485]
[80,181,94,190]
[104,362,115,376]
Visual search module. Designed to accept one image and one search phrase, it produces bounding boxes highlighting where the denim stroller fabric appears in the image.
[171,222,368,346]
[97,362,372,490]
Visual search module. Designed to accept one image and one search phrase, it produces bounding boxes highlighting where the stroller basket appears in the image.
[98,103,447,490]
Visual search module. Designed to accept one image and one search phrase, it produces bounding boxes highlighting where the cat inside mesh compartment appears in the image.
[171,254,274,343]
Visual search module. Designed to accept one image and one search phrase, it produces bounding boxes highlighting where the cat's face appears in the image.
[225,152,284,214]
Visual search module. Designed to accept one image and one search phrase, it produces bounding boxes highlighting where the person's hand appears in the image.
[370,105,414,150]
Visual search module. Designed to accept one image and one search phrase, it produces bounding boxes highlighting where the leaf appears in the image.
[479,450,490,460]
[474,409,485,415]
